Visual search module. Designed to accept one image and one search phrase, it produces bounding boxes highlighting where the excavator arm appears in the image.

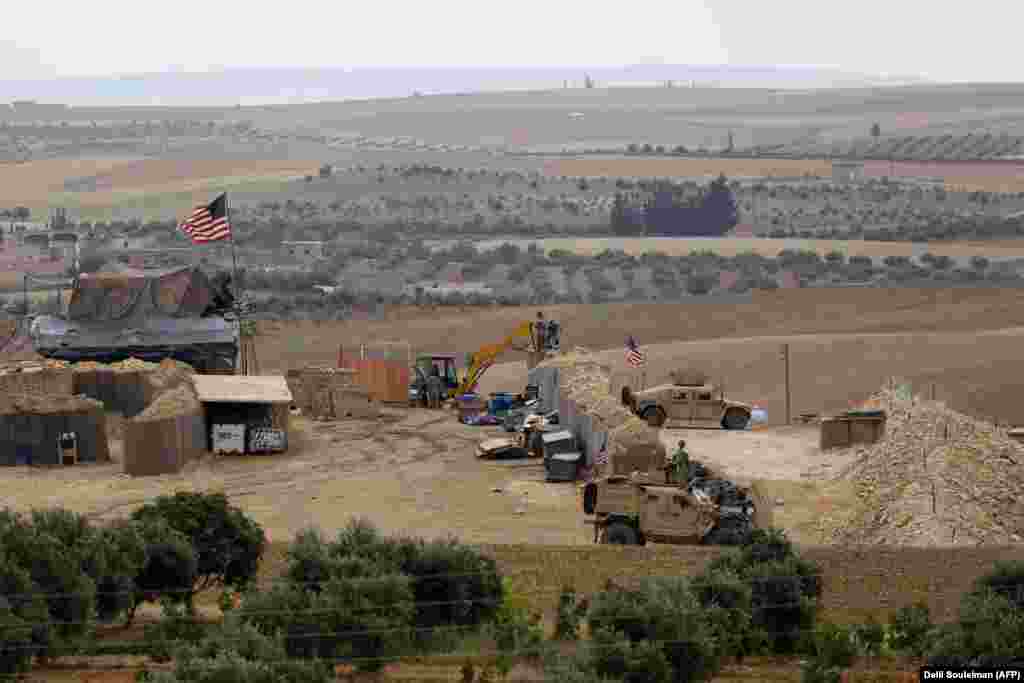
[456,321,536,396]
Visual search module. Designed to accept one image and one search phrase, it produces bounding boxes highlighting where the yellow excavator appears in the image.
[411,319,560,406]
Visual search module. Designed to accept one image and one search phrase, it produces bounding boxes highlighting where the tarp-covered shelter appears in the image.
[30,267,239,372]
[66,267,232,322]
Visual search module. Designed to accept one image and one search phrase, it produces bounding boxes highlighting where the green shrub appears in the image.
[972,560,1024,610]
[591,628,673,683]
[240,570,414,671]
[0,512,96,648]
[586,577,720,682]
[555,585,586,640]
[704,529,821,655]
[800,621,858,683]
[888,602,933,656]
[307,518,504,634]
[130,521,198,622]
[925,589,1024,669]
[141,601,210,662]
[131,492,266,601]
[0,551,50,674]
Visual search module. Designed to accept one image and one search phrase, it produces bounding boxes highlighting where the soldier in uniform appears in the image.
[426,367,443,409]
[668,439,690,485]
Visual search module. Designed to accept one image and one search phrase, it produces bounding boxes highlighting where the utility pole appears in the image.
[780,343,791,425]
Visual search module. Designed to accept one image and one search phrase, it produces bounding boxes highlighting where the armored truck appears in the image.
[623,382,752,429]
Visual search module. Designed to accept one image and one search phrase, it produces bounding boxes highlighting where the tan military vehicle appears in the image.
[622,381,752,429]
[581,467,767,546]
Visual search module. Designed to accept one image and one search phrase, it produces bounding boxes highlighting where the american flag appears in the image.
[595,434,610,466]
[625,335,645,368]
[178,193,231,243]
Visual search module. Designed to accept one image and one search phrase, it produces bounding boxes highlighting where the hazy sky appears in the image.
[0,0,1018,82]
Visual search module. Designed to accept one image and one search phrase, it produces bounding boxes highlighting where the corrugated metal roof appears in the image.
[192,375,293,404]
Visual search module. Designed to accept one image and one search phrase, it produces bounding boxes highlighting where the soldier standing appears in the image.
[669,440,690,484]
[426,367,443,409]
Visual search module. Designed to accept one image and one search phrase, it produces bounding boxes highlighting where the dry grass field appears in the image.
[0,157,320,211]
[249,288,1024,425]
[544,156,832,179]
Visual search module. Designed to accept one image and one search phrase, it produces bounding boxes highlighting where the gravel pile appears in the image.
[826,387,1024,546]
[541,349,663,472]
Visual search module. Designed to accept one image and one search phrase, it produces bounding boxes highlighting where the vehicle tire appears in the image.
[723,409,750,430]
[582,483,598,515]
[603,521,639,545]
[703,514,751,546]
[643,407,667,428]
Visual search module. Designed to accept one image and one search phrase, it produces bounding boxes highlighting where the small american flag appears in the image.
[626,335,645,368]
[178,193,231,243]
[595,434,610,466]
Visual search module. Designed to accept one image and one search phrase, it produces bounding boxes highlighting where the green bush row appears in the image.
[0,492,265,675]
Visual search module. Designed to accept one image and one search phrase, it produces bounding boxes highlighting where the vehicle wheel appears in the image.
[704,514,751,546]
[643,407,667,428]
[582,483,598,515]
[603,521,640,545]
[723,409,750,430]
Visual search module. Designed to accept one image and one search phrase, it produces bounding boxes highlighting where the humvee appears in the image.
[581,467,764,546]
[623,382,751,430]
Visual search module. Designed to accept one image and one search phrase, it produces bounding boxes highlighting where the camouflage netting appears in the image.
[66,267,223,322]
[538,348,665,476]
[825,384,1024,546]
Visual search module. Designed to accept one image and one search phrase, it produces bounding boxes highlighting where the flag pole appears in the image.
[225,192,246,374]
[227,192,240,304]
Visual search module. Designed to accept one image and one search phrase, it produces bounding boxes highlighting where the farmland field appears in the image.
[0,157,320,213]
[544,156,833,179]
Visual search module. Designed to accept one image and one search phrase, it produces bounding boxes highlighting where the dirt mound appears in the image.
[540,348,664,474]
[826,386,1024,546]
[0,392,102,416]
[136,382,199,421]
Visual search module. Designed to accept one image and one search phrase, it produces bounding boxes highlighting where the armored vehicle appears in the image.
[31,266,239,373]
[581,462,767,546]
[623,382,751,429]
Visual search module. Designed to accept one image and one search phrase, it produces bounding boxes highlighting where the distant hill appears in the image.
[0,64,928,108]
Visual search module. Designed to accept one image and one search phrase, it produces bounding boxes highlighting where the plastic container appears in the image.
[489,392,515,414]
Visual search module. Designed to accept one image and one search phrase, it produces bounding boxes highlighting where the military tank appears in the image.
[31,266,240,373]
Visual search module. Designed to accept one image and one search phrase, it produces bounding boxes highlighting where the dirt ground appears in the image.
[0,407,585,545]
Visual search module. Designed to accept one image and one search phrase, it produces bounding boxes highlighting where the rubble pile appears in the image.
[136,382,200,421]
[827,387,1024,546]
[540,349,664,474]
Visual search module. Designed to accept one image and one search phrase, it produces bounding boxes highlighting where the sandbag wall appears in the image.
[530,351,665,477]
[286,367,376,419]
[0,393,109,465]
[0,362,74,397]
[123,382,205,476]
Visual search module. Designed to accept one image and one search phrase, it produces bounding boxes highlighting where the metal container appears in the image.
[546,452,583,482]
[212,424,245,454]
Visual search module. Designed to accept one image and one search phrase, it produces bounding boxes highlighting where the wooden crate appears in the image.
[849,416,885,444]
[820,418,851,450]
